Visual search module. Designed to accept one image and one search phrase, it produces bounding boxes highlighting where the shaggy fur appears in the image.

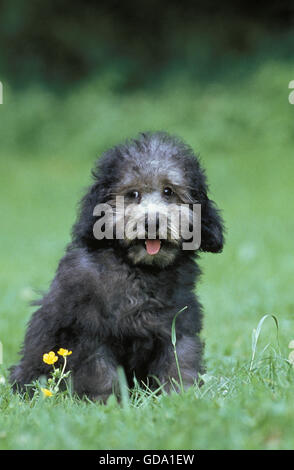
[10,131,224,400]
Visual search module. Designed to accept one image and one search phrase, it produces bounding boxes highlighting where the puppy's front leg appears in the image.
[150,335,203,392]
[73,345,118,402]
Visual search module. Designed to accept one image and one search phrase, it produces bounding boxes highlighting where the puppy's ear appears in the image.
[187,154,225,253]
[71,149,119,248]
[71,181,102,248]
[200,195,224,253]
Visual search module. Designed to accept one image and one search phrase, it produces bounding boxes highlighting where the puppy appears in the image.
[10,132,224,400]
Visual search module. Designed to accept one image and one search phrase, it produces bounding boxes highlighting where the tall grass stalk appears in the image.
[171,306,188,393]
[250,314,280,372]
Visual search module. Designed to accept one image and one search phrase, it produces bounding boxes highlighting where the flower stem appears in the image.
[54,356,67,392]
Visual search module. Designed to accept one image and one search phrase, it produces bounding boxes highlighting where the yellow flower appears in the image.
[41,388,53,397]
[43,351,58,365]
[57,348,72,357]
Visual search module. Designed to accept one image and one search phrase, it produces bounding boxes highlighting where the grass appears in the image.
[1,34,294,449]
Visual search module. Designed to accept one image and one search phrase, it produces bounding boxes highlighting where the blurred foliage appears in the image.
[1,29,294,164]
[0,0,294,90]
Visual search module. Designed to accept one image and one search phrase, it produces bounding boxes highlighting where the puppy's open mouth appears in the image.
[145,239,161,256]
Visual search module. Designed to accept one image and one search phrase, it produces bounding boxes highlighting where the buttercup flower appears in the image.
[57,348,72,357]
[43,351,58,365]
[41,388,53,397]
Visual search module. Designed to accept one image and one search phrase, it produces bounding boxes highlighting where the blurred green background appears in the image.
[1,0,294,450]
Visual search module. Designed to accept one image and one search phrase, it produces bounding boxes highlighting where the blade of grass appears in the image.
[250,314,280,372]
[171,306,188,393]
[117,366,130,410]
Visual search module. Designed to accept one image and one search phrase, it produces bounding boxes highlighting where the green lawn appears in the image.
[1,36,294,449]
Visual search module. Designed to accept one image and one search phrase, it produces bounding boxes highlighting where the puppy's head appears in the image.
[73,132,224,267]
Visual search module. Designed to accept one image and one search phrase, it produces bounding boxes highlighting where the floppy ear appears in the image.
[200,195,224,253]
[71,148,120,248]
[185,152,225,253]
[71,181,103,248]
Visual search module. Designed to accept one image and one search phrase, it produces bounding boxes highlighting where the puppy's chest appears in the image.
[102,269,175,336]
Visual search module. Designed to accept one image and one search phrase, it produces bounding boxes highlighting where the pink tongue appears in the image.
[145,239,161,255]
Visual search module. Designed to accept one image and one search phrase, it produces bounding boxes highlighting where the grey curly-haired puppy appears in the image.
[10,131,224,400]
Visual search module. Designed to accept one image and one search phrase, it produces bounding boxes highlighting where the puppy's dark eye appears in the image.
[163,187,173,197]
[127,190,140,200]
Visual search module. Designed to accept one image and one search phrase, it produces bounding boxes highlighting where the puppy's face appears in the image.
[110,172,191,267]
[77,132,224,267]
